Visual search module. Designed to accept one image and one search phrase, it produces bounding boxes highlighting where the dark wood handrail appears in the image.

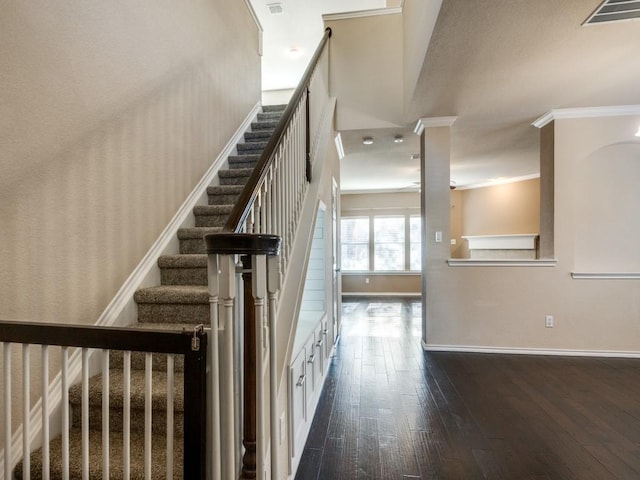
[223,27,332,233]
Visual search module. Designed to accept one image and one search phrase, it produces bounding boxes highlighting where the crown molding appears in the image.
[323,6,402,22]
[533,105,640,128]
[414,116,457,135]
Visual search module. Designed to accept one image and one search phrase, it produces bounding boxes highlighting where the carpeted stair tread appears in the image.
[158,254,207,268]
[69,369,184,412]
[158,255,207,286]
[257,111,283,122]
[110,349,186,374]
[237,141,267,153]
[14,428,183,480]
[228,154,261,165]
[193,204,234,216]
[177,226,222,239]
[251,120,278,130]
[134,285,209,304]
[177,227,222,254]
[207,185,245,195]
[244,130,273,142]
[218,168,253,185]
[261,104,287,112]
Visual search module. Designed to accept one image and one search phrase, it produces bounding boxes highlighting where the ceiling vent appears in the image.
[584,0,640,25]
[267,3,284,15]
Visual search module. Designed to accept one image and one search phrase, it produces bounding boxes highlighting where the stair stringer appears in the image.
[0,102,262,479]
[269,98,338,478]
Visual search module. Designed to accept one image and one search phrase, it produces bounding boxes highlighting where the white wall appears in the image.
[424,115,640,354]
[0,0,261,326]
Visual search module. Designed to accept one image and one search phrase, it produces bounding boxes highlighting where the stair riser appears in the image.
[208,193,241,205]
[194,214,228,227]
[110,351,185,373]
[161,267,207,286]
[179,239,206,254]
[251,121,278,131]
[244,131,273,142]
[219,175,250,186]
[257,112,282,121]
[237,143,266,154]
[137,304,209,324]
[71,406,183,436]
[15,431,183,480]
[262,104,287,113]
[228,162,258,170]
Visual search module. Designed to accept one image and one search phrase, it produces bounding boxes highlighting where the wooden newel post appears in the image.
[241,254,257,479]
[204,233,282,480]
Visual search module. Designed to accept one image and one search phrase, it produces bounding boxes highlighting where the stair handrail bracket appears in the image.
[0,320,208,480]
[206,233,282,480]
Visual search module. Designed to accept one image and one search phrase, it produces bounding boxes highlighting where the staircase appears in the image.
[13,105,286,479]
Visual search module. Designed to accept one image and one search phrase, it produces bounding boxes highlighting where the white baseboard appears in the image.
[342,292,421,297]
[422,342,640,359]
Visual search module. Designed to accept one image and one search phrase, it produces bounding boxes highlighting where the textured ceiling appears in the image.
[408,0,640,188]
[252,0,640,191]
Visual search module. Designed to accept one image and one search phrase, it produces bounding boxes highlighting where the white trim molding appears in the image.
[571,272,640,280]
[414,116,457,135]
[422,342,640,359]
[533,105,640,128]
[447,259,557,267]
[242,0,264,56]
[334,132,345,160]
[323,6,402,22]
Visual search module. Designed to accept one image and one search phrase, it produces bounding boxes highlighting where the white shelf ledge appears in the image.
[462,234,538,250]
[448,259,557,267]
[571,272,640,280]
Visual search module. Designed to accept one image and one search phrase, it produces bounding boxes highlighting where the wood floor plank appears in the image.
[294,298,640,480]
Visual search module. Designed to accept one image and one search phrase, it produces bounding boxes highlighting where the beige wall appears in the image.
[325,12,404,130]
[424,115,640,353]
[461,178,540,235]
[449,178,540,258]
[0,0,260,326]
[341,191,421,294]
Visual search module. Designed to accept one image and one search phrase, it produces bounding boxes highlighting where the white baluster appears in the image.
[41,345,50,480]
[267,254,281,480]
[3,343,11,480]
[166,354,174,480]
[81,348,89,480]
[22,344,30,480]
[102,349,109,478]
[61,346,69,480]
[252,254,267,480]
[144,353,152,480]
[220,254,237,480]
[123,351,131,480]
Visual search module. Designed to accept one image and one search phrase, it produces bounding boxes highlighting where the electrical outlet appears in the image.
[365,277,370,284]
[545,315,554,328]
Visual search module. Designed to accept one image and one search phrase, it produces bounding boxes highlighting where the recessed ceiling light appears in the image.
[267,3,283,15]
[288,47,303,59]
[363,137,373,145]
[394,135,404,143]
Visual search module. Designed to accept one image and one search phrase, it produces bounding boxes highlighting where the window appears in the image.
[410,215,422,271]
[340,217,369,271]
[374,216,405,271]
[341,214,422,272]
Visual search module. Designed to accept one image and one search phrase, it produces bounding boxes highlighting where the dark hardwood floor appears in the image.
[294,297,640,480]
